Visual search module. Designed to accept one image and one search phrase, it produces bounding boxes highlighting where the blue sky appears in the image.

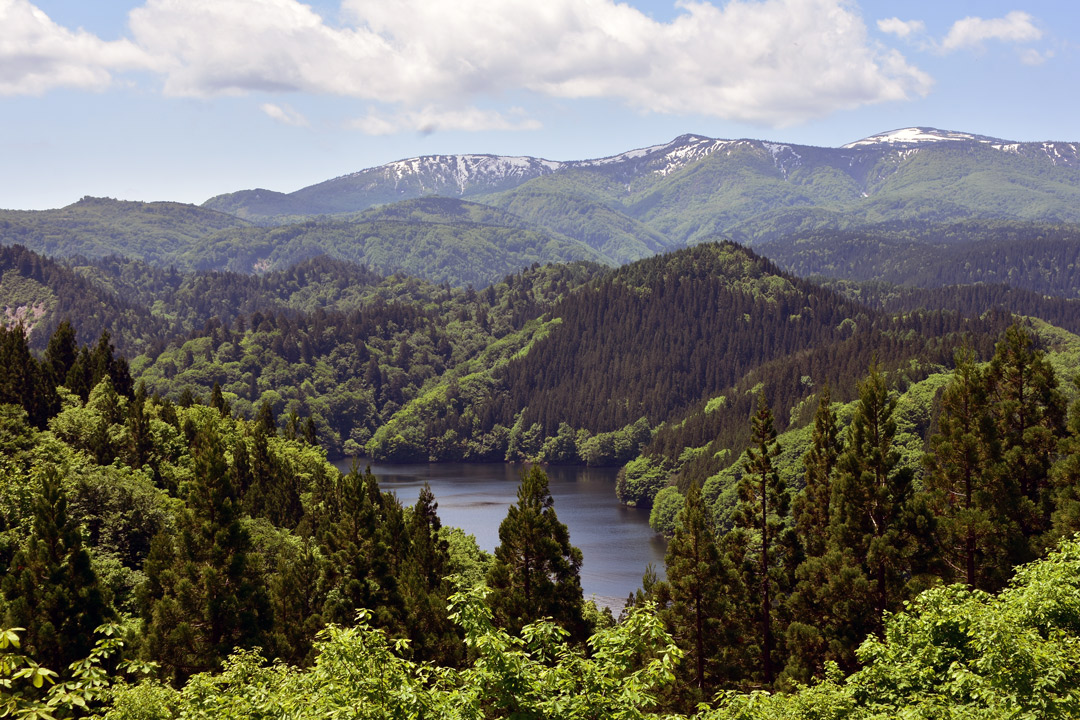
[1,0,1075,209]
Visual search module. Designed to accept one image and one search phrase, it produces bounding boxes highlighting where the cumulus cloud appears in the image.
[877,17,925,39]
[260,102,308,126]
[350,106,542,135]
[123,0,930,128]
[0,0,153,95]
[3,0,933,127]
[941,11,1042,53]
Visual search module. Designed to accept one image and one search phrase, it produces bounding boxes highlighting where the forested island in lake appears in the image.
[3,128,1080,717]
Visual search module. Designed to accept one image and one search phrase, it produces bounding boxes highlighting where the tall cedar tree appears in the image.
[399,484,462,665]
[485,466,587,640]
[318,466,404,635]
[729,395,791,685]
[0,324,55,427]
[1050,375,1080,540]
[659,482,742,699]
[923,350,1014,590]
[793,385,842,558]
[785,387,847,682]
[42,320,77,391]
[829,365,931,637]
[1,469,111,671]
[142,423,271,683]
[985,324,1066,560]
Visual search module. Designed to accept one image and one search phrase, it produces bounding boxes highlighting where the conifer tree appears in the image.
[985,324,1066,557]
[828,365,930,636]
[1050,375,1080,541]
[793,385,841,558]
[1,469,110,671]
[399,484,461,665]
[125,382,154,469]
[42,320,78,389]
[661,482,742,697]
[142,423,271,682]
[486,466,587,640]
[0,324,53,427]
[729,395,791,685]
[924,350,1013,589]
[318,467,402,633]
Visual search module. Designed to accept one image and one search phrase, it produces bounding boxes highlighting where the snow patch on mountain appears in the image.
[843,127,979,148]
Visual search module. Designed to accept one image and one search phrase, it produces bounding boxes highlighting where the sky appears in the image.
[1,0,1076,210]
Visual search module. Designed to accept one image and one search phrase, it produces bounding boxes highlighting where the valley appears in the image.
[3,126,1080,717]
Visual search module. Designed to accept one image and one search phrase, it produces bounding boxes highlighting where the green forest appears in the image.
[3,222,1080,717]
[1,316,1080,718]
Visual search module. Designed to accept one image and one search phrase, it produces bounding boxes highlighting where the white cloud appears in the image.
[0,0,153,95]
[941,11,1042,53]
[877,17,925,39]
[0,0,933,127]
[123,0,930,127]
[1019,48,1052,66]
[260,102,309,127]
[350,106,542,135]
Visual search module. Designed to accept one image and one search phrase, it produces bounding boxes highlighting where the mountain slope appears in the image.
[0,197,250,265]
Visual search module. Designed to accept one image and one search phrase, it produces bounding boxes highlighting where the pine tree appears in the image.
[485,465,587,640]
[729,395,791,685]
[318,467,402,633]
[399,484,461,665]
[660,482,742,697]
[1,469,111,671]
[924,350,1013,589]
[1050,375,1080,541]
[985,324,1067,557]
[142,423,271,682]
[42,320,78,390]
[793,385,841,558]
[828,365,930,636]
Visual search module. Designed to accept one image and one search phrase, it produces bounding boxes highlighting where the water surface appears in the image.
[335,459,667,611]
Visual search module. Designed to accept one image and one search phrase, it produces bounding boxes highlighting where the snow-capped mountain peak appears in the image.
[842,127,1009,149]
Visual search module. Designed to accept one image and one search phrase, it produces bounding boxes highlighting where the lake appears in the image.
[334,459,667,612]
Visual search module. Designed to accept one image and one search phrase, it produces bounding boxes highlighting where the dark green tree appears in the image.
[399,484,462,665]
[924,350,1013,589]
[659,482,742,698]
[828,365,931,637]
[0,324,53,427]
[42,320,78,390]
[318,467,402,634]
[142,423,271,683]
[729,395,792,685]
[793,385,841,558]
[1,469,111,671]
[485,466,587,640]
[1049,375,1080,542]
[985,324,1066,557]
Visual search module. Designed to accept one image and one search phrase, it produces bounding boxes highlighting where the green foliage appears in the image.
[1,469,111,673]
[486,467,587,640]
[96,588,683,720]
[616,456,670,508]
[653,483,743,700]
[141,423,272,683]
[0,623,156,720]
[648,487,684,538]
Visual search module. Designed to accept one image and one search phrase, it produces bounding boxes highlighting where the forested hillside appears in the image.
[2,313,1080,718]
[759,219,1080,298]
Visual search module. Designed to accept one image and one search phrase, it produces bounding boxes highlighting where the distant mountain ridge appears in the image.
[202,127,1080,221]
[4,127,1080,293]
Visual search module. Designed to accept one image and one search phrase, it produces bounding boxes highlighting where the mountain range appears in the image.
[3,127,1080,290]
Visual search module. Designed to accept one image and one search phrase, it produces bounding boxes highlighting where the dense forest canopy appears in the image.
[3,185,1080,717]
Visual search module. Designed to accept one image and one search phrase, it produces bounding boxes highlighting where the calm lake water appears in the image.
[334,459,667,612]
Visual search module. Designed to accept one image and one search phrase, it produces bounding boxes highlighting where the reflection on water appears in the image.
[334,459,667,612]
